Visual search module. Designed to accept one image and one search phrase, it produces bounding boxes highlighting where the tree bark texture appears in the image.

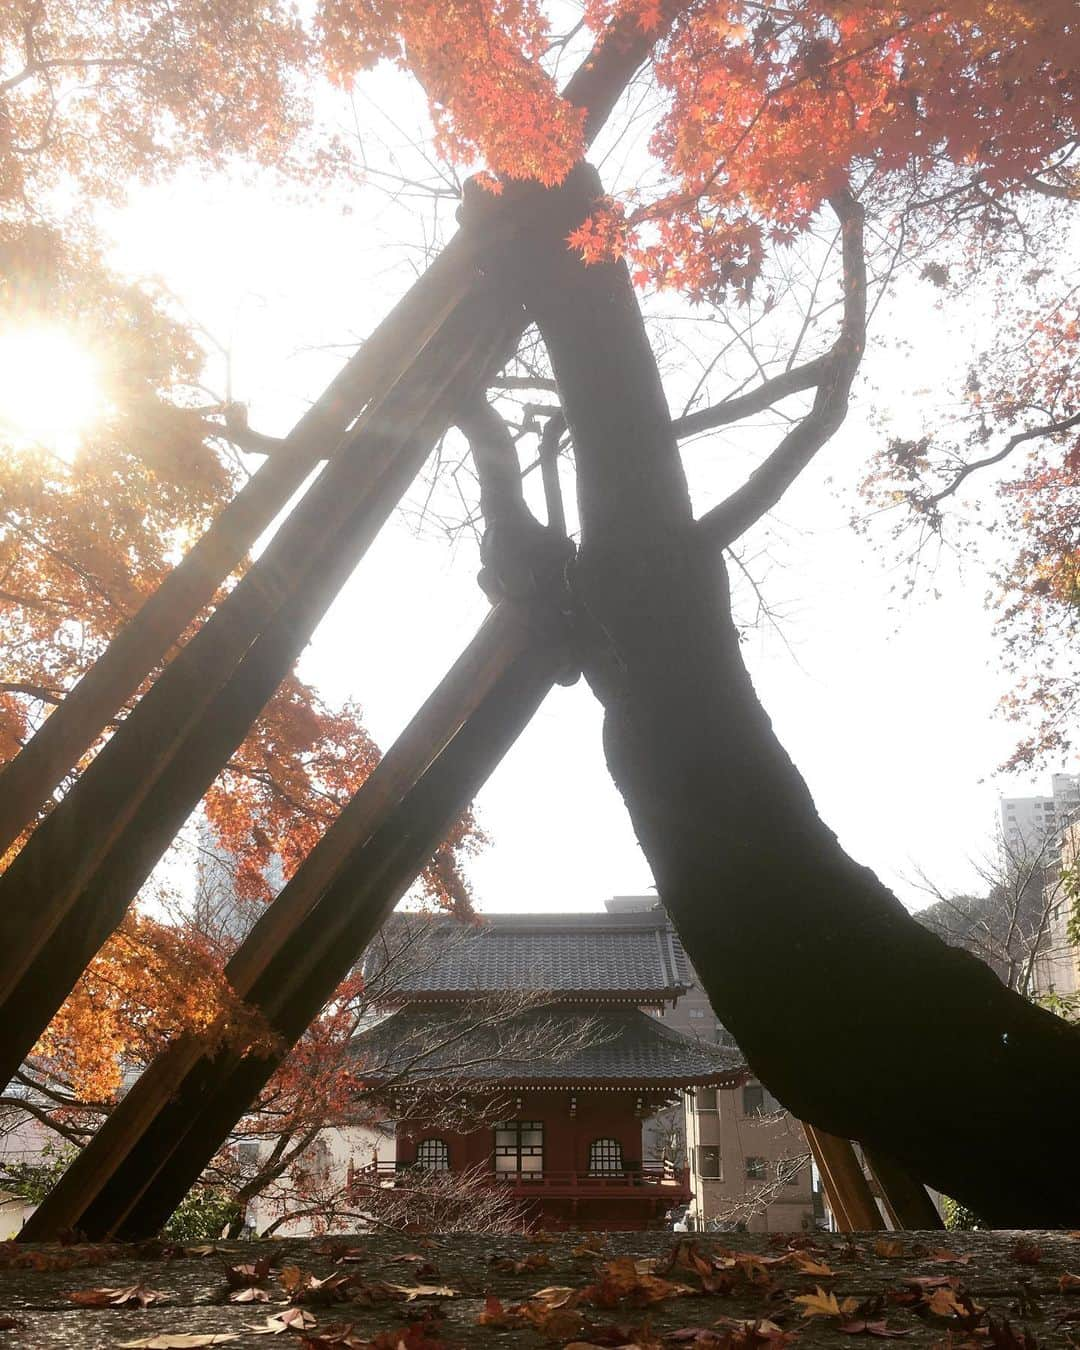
[472,165,1080,1226]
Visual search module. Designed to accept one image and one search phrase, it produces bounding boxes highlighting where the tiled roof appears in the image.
[365,910,690,1001]
[351,1004,745,1088]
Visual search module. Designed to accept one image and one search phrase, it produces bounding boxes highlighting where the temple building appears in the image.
[352,909,744,1230]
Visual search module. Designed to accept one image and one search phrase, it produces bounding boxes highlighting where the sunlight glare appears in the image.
[0,326,106,461]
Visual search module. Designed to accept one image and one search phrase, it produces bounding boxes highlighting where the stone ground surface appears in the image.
[1,1230,1079,1348]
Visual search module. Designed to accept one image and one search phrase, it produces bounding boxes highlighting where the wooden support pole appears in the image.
[22,610,558,1240]
[0,235,476,859]
[0,8,668,859]
[0,295,522,1089]
[864,1147,944,1230]
[803,1123,883,1232]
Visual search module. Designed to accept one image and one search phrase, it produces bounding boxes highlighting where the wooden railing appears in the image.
[351,1160,691,1199]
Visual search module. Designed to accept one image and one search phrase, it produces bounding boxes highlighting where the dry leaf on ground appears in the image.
[251,1308,319,1334]
[68,1283,168,1307]
[838,1320,913,1337]
[117,1336,241,1349]
[794,1286,859,1319]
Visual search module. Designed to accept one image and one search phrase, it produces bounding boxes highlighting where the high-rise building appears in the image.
[999,772,1080,859]
[996,772,1080,1001]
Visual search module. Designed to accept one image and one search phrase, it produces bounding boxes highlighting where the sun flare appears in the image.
[0,325,106,460]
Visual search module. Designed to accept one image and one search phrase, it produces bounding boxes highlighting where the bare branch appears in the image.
[696,190,867,548]
[455,395,533,527]
[922,410,1080,509]
[670,355,831,441]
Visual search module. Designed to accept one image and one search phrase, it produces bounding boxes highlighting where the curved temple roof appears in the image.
[365,909,691,1002]
[352,1003,745,1090]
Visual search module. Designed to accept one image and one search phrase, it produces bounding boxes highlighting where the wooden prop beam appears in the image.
[864,1148,944,1230]
[0,5,669,858]
[0,237,475,859]
[0,291,522,1090]
[803,1124,883,1231]
[22,606,559,1240]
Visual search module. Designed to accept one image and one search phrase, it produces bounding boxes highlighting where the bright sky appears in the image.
[81,67,1076,917]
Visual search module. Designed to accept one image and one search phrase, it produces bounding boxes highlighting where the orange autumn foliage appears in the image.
[33,910,272,1103]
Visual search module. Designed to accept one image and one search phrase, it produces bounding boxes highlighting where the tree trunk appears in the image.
[482,165,1080,1225]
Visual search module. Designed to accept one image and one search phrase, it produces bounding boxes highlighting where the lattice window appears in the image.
[588,1138,623,1175]
[493,1121,543,1180]
[415,1138,449,1172]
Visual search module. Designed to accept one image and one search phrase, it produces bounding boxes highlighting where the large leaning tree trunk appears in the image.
[466,165,1080,1226]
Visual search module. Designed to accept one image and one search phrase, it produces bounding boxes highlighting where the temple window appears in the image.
[588,1137,624,1175]
[494,1120,544,1179]
[415,1137,450,1172]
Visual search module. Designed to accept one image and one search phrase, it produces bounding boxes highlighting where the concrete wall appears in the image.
[684,1083,815,1233]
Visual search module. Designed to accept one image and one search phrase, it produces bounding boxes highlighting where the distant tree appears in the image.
[913,831,1075,1003]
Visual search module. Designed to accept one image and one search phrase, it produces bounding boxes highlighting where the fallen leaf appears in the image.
[794,1286,859,1319]
[873,1240,904,1259]
[369,1318,454,1349]
[491,1250,551,1274]
[927,1249,970,1265]
[69,1284,168,1308]
[712,1315,796,1344]
[230,1285,271,1303]
[477,1293,512,1326]
[792,1254,835,1277]
[298,1325,368,1349]
[1010,1241,1043,1265]
[226,1257,274,1288]
[1060,1273,1080,1293]
[519,1303,588,1339]
[251,1308,319,1335]
[117,1337,241,1349]
[280,1267,357,1304]
[529,1285,581,1309]
[902,1275,956,1291]
[573,1239,607,1259]
[384,1283,457,1301]
[838,1320,913,1337]
[923,1285,972,1317]
[586,1258,695,1308]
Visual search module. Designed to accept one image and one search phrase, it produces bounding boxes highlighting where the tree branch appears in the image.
[922,410,1080,509]
[696,190,867,548]
[455,396,573,608]
[199,406,288,457]
[670,355,831,441]
[455,395,532,527]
